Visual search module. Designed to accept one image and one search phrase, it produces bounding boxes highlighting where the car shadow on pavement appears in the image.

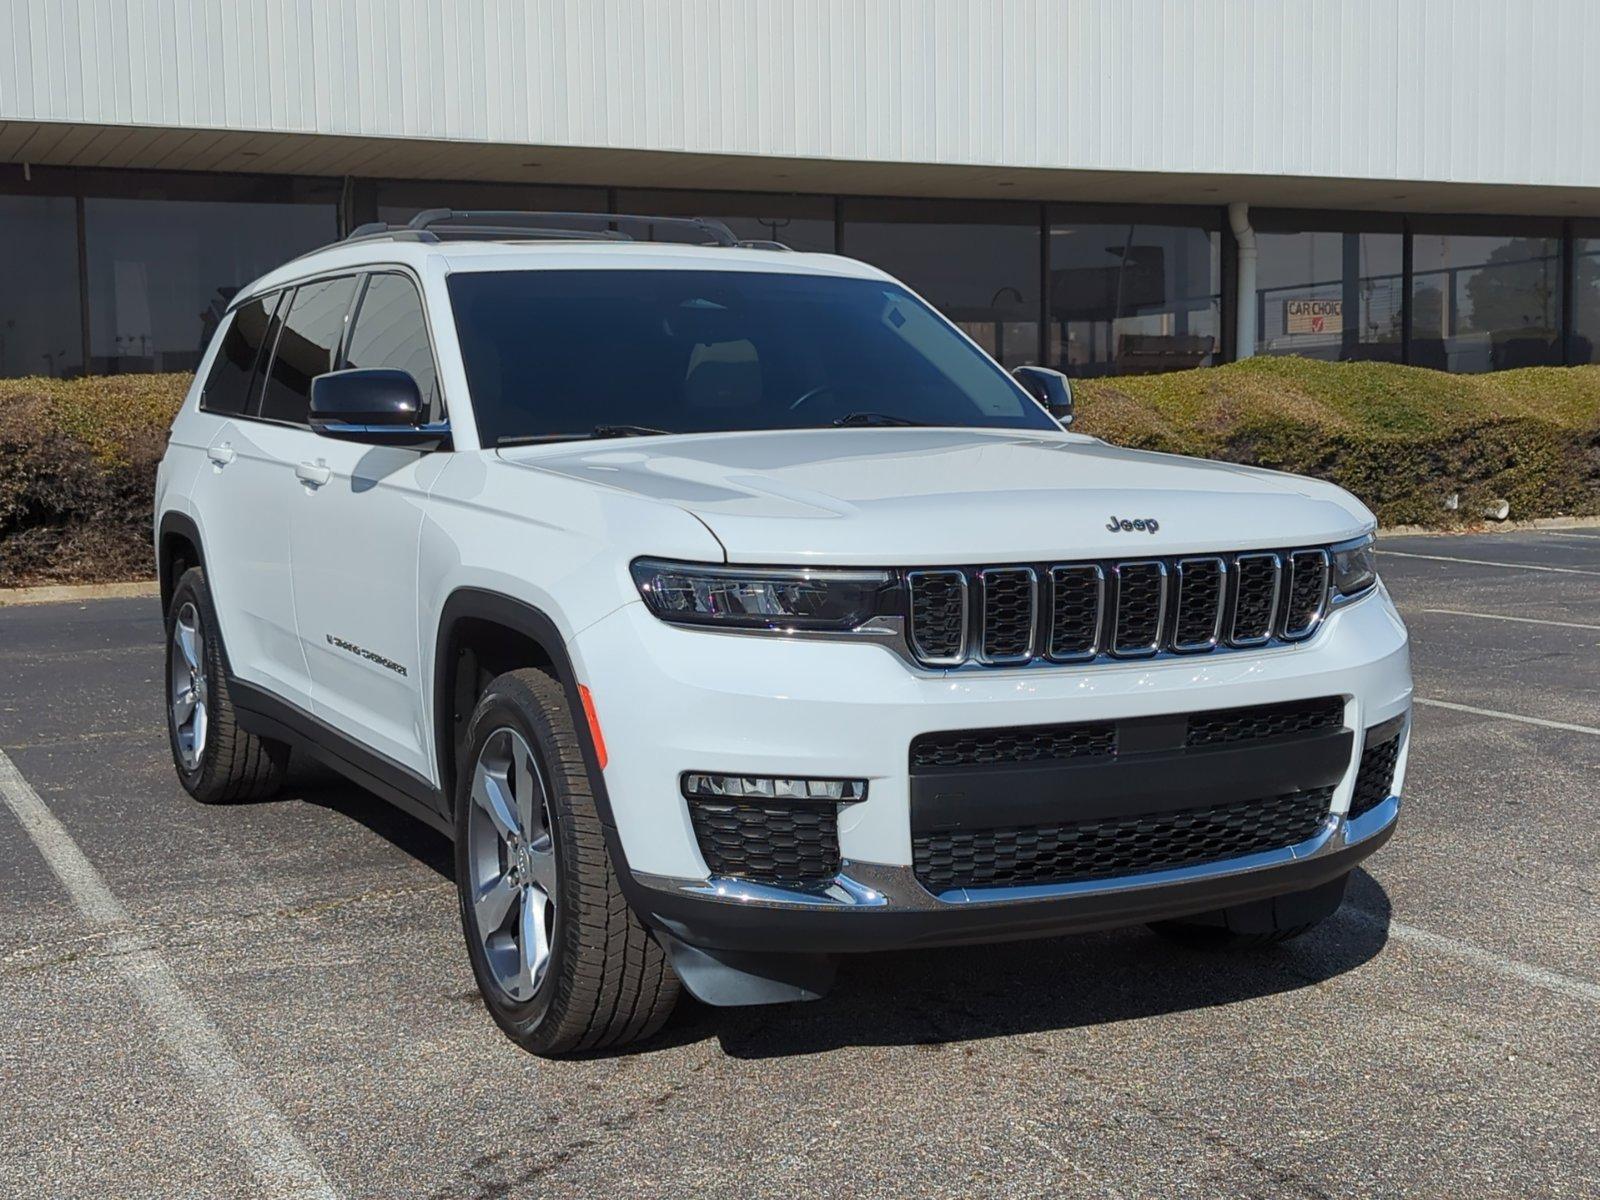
[269,768,1393,1059]
[672,871,1393,1059]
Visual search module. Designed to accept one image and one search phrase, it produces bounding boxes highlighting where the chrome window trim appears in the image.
[1045,563,1105,662]
[906,569,970,666]
[1171,556,1227,652]
[1228,551,1283,647]
[975,566,1038,665]
[1282,548,1332,640]
[1108,559,1168,658]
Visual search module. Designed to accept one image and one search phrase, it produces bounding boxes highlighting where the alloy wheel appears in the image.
[466,727,558,1002]
[169,601,209,771]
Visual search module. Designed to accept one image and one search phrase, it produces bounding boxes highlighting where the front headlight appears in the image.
[1330,533,1378,599]
[630,558,894,631]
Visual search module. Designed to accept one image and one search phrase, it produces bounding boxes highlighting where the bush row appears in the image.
[1,358,1596,586]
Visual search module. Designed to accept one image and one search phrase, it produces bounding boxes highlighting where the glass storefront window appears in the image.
[375,181,608,228]
[1046,212,1221,376]
[0,196,84,378]
[840,199,1040,367]
[83,197,335,374]
[1569,224,1600,365]
[1254,224,1404,362]
[616,189,835,253]
[1409,223,1563,372]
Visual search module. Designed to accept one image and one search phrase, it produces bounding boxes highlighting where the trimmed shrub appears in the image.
[0,359,1596,586]
[1073,357,1600,527]
[0,374,188,586]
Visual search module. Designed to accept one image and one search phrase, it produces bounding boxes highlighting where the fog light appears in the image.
[682,774,867,802]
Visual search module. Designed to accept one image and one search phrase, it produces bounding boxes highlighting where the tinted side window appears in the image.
[200,296,275,415]
[257,275,358,424]
[344,273,441,418]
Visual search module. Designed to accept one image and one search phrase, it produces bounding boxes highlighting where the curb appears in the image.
[1381,515,1600,537]
[0,580,160,607]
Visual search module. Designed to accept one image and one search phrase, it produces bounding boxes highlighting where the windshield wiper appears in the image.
[831,412,926,427]
[497,424,675,448]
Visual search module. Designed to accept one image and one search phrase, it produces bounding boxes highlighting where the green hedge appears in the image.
[1073,357,1600,527]
[1,359,1597,586]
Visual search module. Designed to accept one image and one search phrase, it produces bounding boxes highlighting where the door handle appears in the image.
[207,443,235,467]
[296,461,332,488]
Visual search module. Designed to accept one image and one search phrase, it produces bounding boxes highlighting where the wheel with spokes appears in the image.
[164,566,288,803]
[455,669,679,1055]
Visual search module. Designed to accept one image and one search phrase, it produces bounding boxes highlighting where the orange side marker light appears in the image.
[578,685,608,770]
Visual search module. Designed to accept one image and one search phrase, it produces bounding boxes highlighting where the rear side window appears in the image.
[200,296,276,415]
[257,275,358,424]
[344,273,441,419]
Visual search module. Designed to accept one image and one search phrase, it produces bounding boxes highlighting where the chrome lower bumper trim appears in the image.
[634,794,1401,913]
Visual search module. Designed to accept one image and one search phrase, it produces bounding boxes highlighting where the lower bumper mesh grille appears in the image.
[1351,732,1402,819]
[688,799,841,887]
[912,787,1334,893]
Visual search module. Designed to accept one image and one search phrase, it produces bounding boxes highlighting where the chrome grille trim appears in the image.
[975,566,1038,664]
[1171,556,1227,652]
[902,541,1351,670]
[1045,565,1105,661]
[906,569,969,666]
[1282,549,1331,640]
[1109,560,1168,657]
[1228,552,1283,647]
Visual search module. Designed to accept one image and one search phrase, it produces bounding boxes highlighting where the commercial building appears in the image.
[2,0,1598,380]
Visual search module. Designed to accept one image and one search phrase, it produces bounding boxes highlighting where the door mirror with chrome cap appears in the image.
[1011,365,1075,427]
[308,368,451,449]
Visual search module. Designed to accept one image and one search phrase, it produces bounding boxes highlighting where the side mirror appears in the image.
[1012,365,1075,428]
[309,368,451,449]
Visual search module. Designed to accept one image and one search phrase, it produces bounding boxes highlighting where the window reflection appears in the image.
[617,190,836,253]
[1047,216,1221,376]
[1571,228,1600,364]
[1409,228,1563,372]
[841,200,1040,368]
[84,198,334,374]
[0,196,83,378]
[1255,226,1404,362]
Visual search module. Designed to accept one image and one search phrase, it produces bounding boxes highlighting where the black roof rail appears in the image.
[406,208,743,247]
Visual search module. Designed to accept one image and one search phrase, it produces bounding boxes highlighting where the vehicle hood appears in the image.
[497,429,1373,565]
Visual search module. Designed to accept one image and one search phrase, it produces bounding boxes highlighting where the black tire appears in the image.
[164,566,289,804]
[1149,871,1350,950]
[454,668,679,1056]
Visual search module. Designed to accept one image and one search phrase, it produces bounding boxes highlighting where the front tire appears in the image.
[164,566,288,803]
[454,669,679,1056]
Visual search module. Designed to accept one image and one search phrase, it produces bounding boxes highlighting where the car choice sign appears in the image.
[1285,299,1343,335]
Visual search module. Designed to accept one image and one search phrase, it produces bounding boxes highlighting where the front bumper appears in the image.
[568,582,1411,950]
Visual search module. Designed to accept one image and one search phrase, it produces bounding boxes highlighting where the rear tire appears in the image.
[164,566,288,804]
[454,668,679,1056]
[1149,871,1350,950]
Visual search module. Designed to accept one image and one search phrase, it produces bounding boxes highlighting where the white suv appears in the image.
[154,211,1411,1055]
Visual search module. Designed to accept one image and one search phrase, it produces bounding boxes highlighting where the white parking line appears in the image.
[1348,910,1600,1006]
[1419,608,1600,632]
[1378,550,1600,577]
[1414,696,1600,737]
[0,750,340,1200]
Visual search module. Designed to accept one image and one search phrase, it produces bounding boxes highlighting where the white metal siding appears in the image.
[1,0,1594,188]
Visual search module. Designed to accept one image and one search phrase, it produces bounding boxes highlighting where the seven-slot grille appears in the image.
[905,546,1332,669]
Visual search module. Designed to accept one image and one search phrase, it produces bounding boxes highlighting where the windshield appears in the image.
[446,269,1057,443]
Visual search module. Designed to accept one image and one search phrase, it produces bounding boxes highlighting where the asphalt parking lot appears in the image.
[1,527,1596,1199]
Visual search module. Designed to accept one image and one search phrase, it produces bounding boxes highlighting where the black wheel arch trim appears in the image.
[156,510,206,613]
[431,588,642,900]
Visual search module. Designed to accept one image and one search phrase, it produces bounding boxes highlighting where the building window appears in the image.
[616,190,835,253]
[375,181,608,228]
[1253,217,1404,362]
[1408,220,1563,372]
[840,199,1041,368]
[1046,209,1222,376]
[83,197,335,374]
[1570,222,1600,364]
[0,196,83,378]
